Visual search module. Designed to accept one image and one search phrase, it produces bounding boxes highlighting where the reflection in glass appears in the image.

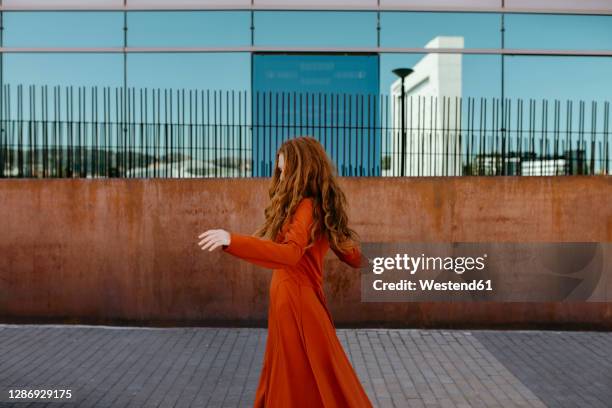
[381,53,502,176]
[254,11,377,47]
[4,53,123,90]
[503,56,612,175]
[252,53,381,177]
[505,13,612,50]
[127,11,251,47]
[127,53,250,97]
[504,56,612,102]
[380,53,500,97]
[126,53,252,178]
[380,12,501,49]
[2,53,124,178]
[3,12,123,47]
[1,7,609,179]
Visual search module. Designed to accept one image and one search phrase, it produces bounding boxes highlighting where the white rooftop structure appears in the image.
[388,36,463,177]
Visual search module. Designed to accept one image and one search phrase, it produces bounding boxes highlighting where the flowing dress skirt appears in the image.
[253,271,373,408]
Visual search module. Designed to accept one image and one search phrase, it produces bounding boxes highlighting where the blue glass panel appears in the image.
[3,53,123,121]
[254,11,377,47]
[379,53,501,177]
[504,56,612,174]
[380,12,501,49]
[252,53,381,177]
[127,11,251,47]
[4,12,123,47]
[505,56,612,101]
[4,53,123,87]
[127,52,251,123]
[381,53,501,98]
[505,13,612,51]
[127,53,250,90]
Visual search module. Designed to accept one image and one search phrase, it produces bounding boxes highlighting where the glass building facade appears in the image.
[0,1,610,178]
[252,53,380,176]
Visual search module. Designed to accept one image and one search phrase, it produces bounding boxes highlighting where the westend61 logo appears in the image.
[370,253,490,292]
[360,243,609,302]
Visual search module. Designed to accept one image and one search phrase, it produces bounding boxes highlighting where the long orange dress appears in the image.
[222,197,373,407]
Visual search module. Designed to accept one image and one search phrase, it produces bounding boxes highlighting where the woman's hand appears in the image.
[198,229,231,252]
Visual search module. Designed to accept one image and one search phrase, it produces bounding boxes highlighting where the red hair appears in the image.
[253,136,360,253]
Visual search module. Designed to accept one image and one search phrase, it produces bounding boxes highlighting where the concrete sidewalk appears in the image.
[0,325,610,408]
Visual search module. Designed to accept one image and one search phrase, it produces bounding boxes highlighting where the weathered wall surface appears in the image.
[0,177,610,329]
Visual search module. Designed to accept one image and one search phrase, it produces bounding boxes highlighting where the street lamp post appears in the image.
[392,68,414,177]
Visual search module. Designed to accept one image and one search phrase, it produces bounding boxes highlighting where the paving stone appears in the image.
[0,325,610,407]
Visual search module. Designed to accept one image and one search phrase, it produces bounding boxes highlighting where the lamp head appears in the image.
[392,68,414,79]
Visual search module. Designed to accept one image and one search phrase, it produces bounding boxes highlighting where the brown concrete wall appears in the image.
[0,176,611,329]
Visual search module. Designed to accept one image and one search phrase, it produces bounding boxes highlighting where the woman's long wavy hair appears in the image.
[252,136,360,253]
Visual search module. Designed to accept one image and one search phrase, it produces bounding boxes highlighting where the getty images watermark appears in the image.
[359,242,611,302]
[371,252,490,291]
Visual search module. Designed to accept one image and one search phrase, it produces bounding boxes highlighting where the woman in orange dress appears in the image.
[198,136,373,407]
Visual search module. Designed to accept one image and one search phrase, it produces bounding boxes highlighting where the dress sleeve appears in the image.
[221,198,314,269]
[332,244,369,269]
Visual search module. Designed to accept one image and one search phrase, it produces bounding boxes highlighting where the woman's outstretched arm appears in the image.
[221,198,314,269]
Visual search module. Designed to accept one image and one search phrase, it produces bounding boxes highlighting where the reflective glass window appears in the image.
[4,12,124,47]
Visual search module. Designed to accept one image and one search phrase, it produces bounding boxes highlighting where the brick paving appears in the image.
[0,325,610,408]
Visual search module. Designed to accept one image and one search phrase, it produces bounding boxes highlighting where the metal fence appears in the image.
[0,84,609,178]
